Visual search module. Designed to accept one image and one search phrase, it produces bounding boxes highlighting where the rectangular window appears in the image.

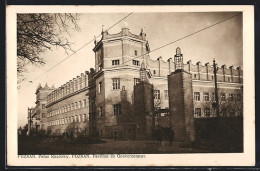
[71,116,74,123]
[194,108,201,117]
[132,60,140,66]
[42,113,45,118]
[68,104,70,112]
[83,99,86,108]
[112,60,120,65]
[113,104,121,116]
[229,94,234,101]
[71,103,74,110]
[75,102,77,110]
[98,82,102,93]
[221,93,226,101]
[83,114,86,122]
[154,90,160,99]
[204,108,210,117]
[65,117,67,124]
[42,104,45,109]
[79,101,81,109]
[134,78,140,85]
[78,114,81,122]
[203,92,209,101]
[135,50,137,56]
[99,107,103,118]
[194,92,200,101]
[74,115,77,122]
[112,78,120,90]
[164,90,168,100]
[153,70,156,75]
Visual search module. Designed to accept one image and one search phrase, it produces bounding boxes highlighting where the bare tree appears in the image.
[154,98,161,113]
[17,13,80,84]
[201,86,243,117]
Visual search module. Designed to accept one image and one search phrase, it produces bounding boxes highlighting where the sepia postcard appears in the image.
[6,5,255,166]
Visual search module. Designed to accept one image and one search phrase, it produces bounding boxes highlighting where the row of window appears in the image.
[97,104,122,118]
[102,86,168,100]
[47,78,87,103]
[47,99,87,118]
[53,127,88,135]
[194,108,211,117]
[194,92,241,102]
[97,104,121,118]
[193,74,239,83]
[98,78,141,94]
[194,108,239,117]
[153,90,241,102]
[111,59,140,66]
[47,114,87,127]
[154,90,168,100]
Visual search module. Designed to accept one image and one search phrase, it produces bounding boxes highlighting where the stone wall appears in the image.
[194,117,243,152]
[168,70,195,142]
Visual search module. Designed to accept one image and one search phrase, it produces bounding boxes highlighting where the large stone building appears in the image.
[27,83,54,135]
[27,24,243,140]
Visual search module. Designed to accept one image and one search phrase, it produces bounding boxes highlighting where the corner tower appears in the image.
[92,23,151,139]
[35,83,55,131]
[93,22,150,72]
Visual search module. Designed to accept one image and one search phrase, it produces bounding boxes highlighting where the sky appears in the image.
[17,12,243,127]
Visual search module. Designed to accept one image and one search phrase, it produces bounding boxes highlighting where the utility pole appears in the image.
[213,59,220,117]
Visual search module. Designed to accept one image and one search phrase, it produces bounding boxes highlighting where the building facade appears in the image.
[28,25,243,139]
[27,83,54,135]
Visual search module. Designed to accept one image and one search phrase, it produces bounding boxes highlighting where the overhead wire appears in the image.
[19,12,133,91]
[108,13,241,70]
[19,12,241,91]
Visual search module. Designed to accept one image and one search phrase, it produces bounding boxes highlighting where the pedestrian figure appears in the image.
[70,130,73,140]
[156,128,163,145]
[114,131,118,142]
[96,131,100,140]
[169,129,174,145]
